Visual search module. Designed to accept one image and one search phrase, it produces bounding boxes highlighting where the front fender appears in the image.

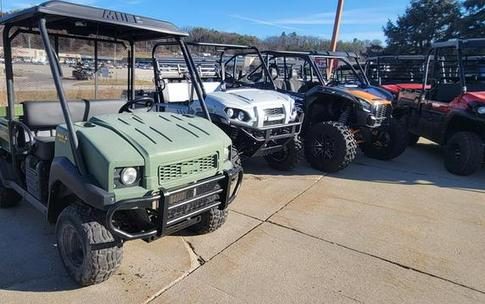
[305,85,358,108]
[442,110,485,144]
[47,157,114,222]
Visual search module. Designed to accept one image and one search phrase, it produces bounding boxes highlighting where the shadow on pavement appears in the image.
[0,203,79,292]
[242,140,484,193]
[333,142,485,193]
[240,157,323,177]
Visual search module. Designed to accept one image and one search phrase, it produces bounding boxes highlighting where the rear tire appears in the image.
[304,122,357,173]
[0,184,21,208]
[444,132,483,176]
[361,119,408,160]
[56,205,123,286]
[264,138,302,171]
[189,207,228,234]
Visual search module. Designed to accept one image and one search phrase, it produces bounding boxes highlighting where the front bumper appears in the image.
[231,114,303,157]
[105,167,243,241]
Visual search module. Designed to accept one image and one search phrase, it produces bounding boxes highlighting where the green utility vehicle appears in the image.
[0,1,242,286]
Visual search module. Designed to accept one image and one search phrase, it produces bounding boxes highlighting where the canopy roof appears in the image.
[432,38,485,49]
[366,55,426,61]
[0,1,188,42]
[263,50,360,59]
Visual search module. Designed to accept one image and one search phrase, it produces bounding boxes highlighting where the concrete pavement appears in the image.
[1,139,484,303]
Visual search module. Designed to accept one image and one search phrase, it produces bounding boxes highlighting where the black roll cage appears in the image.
[3,21,138,178]
[185,42,277,91]
[1,2,194,182]
[364,55,426,85]
[262,50,370,88]
[420,39,485,100]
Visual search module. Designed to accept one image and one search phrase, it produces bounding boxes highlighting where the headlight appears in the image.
[225,108,234,118]
[120,167,138,185]
[477,107,485,115]
[356,97,372,112]
[290,107,298,120]
[223,146,231,161]
[237,111,245,121]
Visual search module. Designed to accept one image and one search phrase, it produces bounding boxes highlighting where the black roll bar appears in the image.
[2,25,22,183]
[129,42,135,101]
[187,42,277,90]
[151,40,211,122]
[38,18,86,175]
[457,40,467,93]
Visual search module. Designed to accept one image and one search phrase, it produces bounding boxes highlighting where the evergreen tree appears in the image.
[461,0,485,38]
[383,0,462,54]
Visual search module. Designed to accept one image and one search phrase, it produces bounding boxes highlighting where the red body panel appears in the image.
[381,83,430,94]
[435,91,485,113]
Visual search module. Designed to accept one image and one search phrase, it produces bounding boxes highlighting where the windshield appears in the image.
[462,47,485,92]
[311,56,365,87]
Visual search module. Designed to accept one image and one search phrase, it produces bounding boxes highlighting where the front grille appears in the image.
[264,108,284,115]
[264,119,285,126]
[374,104,392,124]
[166,180,222,224]
[159,154,218,183]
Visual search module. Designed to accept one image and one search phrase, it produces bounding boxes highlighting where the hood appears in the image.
[205,88,297,128]
[344,87,391,105]
[76,112,231,192]
[467,91,485,102]
[208,88,293,109]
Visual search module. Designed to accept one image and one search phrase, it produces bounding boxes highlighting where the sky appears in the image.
[2,0,411,42]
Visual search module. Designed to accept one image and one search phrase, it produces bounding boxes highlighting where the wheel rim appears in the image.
[268,146,289,162]
[61,224,84,268]
[372,130,391,149]
[312,135,335,160]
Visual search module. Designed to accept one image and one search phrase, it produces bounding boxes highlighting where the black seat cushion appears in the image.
[22,99,127,131]
[430,84,462,103]
[33,136,55,160]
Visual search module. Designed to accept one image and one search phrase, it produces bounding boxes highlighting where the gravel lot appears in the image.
[0,64,154,104]
[1,139,484,304]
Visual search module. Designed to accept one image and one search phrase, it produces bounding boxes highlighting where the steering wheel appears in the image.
[119,96,155,113]
[11,121,35,155]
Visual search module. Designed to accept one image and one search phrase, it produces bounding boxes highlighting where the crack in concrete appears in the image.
[146,176,325,303]
[146,169,485,303]
[183,237,206,266]
[267,220,485,296]
[144,238,205,304]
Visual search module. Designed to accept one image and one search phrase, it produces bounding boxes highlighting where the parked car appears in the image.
[393,38,485,175]
[261,50,407,172]
[0,1,242,286]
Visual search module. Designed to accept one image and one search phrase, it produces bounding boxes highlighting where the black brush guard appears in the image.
[232,114,303,157]
[106,167,243,241]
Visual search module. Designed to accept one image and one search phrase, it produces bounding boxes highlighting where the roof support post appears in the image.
[179,39,211,122]
[129,41,135,101]
[38,17,86,175]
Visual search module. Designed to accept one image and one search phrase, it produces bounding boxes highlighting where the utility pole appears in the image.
[328,0,344,77]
